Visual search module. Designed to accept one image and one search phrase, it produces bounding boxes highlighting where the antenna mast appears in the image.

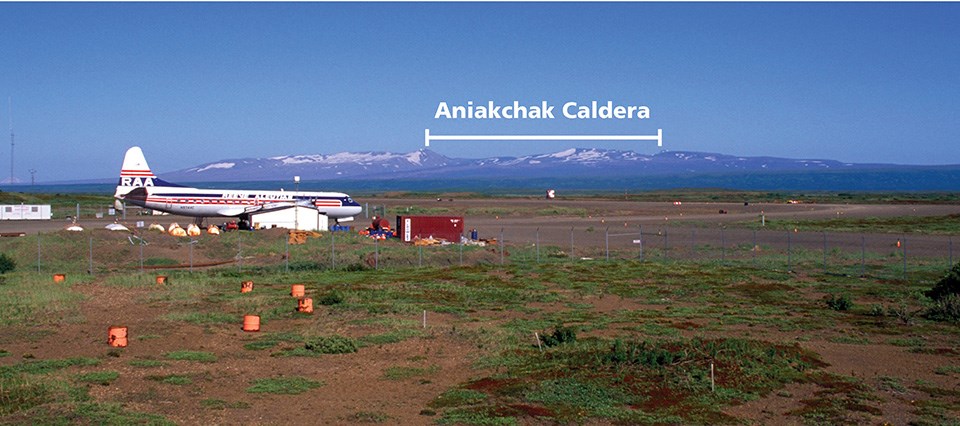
[8,97,13,185]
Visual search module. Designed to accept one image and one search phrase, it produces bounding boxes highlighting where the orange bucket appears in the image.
[241,280,254,293]
[242,315,260,332]
[291,284,305,298]
[297,298,313,313]
[108,326,128,348]
[53,273,66,283]
[156,275,168,285]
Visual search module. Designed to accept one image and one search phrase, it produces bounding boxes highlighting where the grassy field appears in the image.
[0,223,958,424]
[741,214,960,235]
[3,189,959,219]
[0,192,959,423]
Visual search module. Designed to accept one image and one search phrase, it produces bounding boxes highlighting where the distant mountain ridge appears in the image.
[159,148,915,182]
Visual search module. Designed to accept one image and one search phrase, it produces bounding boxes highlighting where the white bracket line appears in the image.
[424,128,662,147]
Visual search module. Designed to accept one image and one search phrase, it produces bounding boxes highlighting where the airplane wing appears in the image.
[226,201,317,216]
[216,207,250,216]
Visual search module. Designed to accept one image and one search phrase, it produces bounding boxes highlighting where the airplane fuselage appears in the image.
[123,187,362,221]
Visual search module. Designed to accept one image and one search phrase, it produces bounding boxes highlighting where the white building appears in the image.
[0,204,52,220]
[250,206,328,231]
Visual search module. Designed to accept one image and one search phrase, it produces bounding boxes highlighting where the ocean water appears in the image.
[8,168,960,195]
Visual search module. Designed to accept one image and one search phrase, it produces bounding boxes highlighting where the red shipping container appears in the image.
[396,216,464,243]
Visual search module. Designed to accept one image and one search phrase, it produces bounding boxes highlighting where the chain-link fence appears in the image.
[2,222,955,284]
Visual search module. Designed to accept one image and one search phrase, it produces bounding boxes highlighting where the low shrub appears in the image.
[826,294,853,311]
[925,294,960,323]
[303,335,358,354]
[0,253,15,274]
[927,262,960,301]
[318,291,344,306]
[541,325,577,347]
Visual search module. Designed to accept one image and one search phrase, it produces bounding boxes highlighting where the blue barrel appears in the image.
[470,229,478,240]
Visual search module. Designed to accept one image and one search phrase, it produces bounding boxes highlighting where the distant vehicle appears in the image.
[113,147,362,224]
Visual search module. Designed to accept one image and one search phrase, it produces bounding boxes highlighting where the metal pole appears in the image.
[721,227,725,263]
[605,227,609,261]
[860,235,865,277]
[238,231,242,273]
[638,225,643,260]
[536,227,540,263]
[691,229,695,260]
[663,228,668,261]
[500,228,504,266]
[902,235,907,280]
[139,230,144,274]
[822,231,827,274]
[76,203,79,221]
[787,231,791,272]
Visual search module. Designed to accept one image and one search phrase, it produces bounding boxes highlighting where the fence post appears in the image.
[238,231,242,273]
[902,235,907,280]
[663,228,668,261]
[139,231,144,274]
[690,229,696,260]
[536,227,540,264]
[787,231,791,272]
[721,227,725,263]
[860,234,867,278]
[638,225,643,261]
[500,228,504,266]
[605,227,610,261]
[822,231,827,274]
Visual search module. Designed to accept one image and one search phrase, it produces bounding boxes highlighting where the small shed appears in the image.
[396,215,464,242]
[0,204,52,220]
[250,206,328,231]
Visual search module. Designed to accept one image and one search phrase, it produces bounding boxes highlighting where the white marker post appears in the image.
[424,128,662,147]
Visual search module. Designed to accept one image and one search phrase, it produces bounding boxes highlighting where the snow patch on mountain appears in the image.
[195,162,235,172]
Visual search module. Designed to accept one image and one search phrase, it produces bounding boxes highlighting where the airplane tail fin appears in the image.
[114,146,182,210]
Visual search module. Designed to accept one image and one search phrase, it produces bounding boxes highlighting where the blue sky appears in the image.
[1,2,958,182]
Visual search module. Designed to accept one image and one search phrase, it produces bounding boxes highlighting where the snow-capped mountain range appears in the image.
[158,148,913,182]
